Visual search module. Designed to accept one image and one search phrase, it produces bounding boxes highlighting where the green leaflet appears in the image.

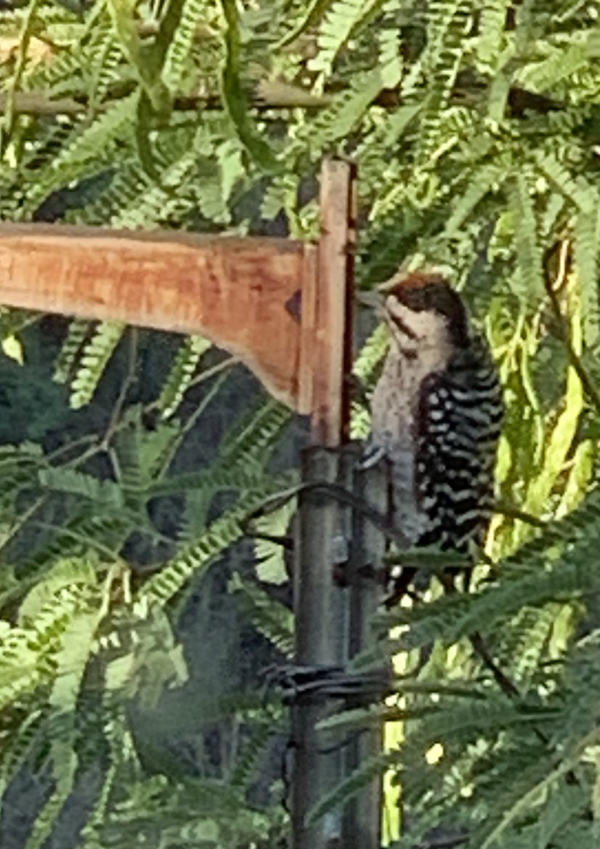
[106,0,171,115]
[536,152,595,213]
[476,734,599,849]
[507,171,545,300]
[219,0,277,172]
[24,598,104,849]
[53,319,90,384]
[515,32,596,93]
[474,0,510,67]
[229,574,293,654]
[38,468,125,508]
[274,0,332,49]
[307,751,399,827]
[18,94,140,218]
[160,0,209,95]
[308,0,386,76]
[519,276,585,530]
[444,162,506,238]
[574,203,600,346]
[141,489,281,606]
[157,335,212,420]
[70,321,126,409]
[307,66,393,149]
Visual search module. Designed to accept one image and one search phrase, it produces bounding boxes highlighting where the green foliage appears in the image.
[156,335,211,420]
[0,395,291,847]
[69,320,126,408]
[3,0,600,847]
[229,574,294,657]
[80,773,288,849]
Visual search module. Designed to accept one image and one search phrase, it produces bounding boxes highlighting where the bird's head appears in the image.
[377,272,470,351]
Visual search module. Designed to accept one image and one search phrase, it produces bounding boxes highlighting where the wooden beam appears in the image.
[0,224,307,409]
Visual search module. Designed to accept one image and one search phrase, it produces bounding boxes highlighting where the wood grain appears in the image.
[311,160,355,445]
[0,224,307,408]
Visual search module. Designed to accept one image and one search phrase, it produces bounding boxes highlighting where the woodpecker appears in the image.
[362,272,504,589]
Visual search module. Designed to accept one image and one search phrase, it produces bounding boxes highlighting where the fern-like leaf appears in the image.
[70,321,125,409]
[161,0,208,95]
[141,482,283,605]
[308,0,385,76]
[157,335,212,419]
[508,171,545,300]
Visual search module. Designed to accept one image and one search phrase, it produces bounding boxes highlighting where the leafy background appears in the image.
[1,0,600,847]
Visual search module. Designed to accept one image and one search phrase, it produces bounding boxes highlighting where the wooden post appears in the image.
[298,160,355,446]
[291,160,356,849]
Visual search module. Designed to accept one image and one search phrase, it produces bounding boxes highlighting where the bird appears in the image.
[361,271,504,598]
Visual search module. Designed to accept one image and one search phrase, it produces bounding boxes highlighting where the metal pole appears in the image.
[343,459,388,849]
[291,447,349,849]
[291,455,388,849]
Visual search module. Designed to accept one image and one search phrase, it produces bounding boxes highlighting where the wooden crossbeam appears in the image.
[0,163,353,439]
[0,224,311,411]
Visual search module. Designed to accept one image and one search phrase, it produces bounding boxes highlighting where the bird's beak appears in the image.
[356,290,393,332]
[356,269,412,309]
[355,290,382,309]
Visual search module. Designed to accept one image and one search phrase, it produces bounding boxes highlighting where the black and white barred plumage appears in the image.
[364,272,504,559]
[414,339,504,551]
